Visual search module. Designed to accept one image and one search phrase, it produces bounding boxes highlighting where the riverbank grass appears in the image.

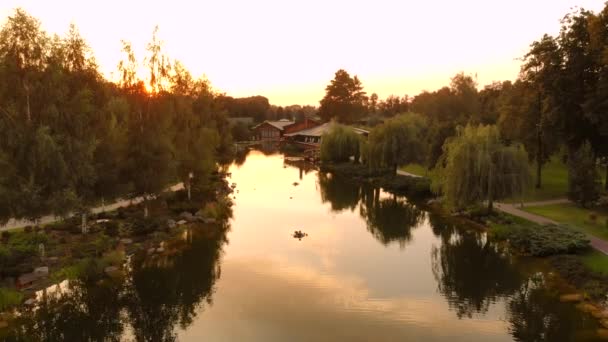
[523,203,608,241]
[580,250,608,275]
[505,156,606,203]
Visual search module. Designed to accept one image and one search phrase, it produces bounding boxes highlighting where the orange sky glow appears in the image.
[1,0,605,105]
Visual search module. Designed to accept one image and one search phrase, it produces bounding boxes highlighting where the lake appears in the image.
[4,150,602,341]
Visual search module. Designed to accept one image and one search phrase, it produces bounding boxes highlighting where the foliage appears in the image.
[568,142,602,207]
[319,123,362,163]
[0,9,228,224]
[432,124,531,211]
[230,122,252,142]
[367,113,428,174]
[376,176,432,198]
[0,287,23,311]
[494,224,590,256]
[319,69,367,123]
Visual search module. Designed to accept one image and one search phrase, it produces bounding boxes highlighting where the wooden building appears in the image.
[252,119,295,140]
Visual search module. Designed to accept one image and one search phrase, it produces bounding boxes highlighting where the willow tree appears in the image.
[432,124,530,212]
[320,123,361,163]
[367,113,427,175]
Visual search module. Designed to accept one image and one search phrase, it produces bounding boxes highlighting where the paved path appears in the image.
[495,200,608,255]
[0,183,184,232]
[396,170,422,178]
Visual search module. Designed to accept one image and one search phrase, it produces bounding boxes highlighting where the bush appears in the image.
[0,287,23,311]
[589,213,598,223]
[568,142,601,208]
[127,217,164,236]
[377,175,432,198]
[498,224,590,256]
[104,221,120,237]
[1,231,10,242]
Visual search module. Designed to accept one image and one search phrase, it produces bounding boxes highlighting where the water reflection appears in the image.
[360,187,425,247]
[2,151,602,341]
[6,278,124,341]
[318,173,361,212]
[507,276,600,342]
[431,226,523,319]
[3,227,228,341]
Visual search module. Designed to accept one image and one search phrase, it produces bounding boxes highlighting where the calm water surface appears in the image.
[4,150,602,341]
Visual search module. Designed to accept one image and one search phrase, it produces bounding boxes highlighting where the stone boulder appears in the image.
[33,266,49,277]
[179,211,194,222]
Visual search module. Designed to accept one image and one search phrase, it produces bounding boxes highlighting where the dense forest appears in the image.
[0,9,236,224]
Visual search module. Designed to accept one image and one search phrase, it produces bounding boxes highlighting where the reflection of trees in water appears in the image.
[431,229,523,318]
[124,229,226,342]
[318,173,361,212]
[5,278,124,341]
[5,228,228,342]
[232,149,248,166]
[283,159,316,180]
[359,186,425,247]
[506,275,598,342]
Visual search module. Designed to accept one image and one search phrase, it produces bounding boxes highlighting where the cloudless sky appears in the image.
[0,1,605,105]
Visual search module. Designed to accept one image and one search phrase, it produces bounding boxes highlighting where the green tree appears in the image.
[367,113,427,175]
[519,34,562,189]
[319,123,362,163]
[432,125,531,212]
[567,142,601,207]
[319,69,367,123]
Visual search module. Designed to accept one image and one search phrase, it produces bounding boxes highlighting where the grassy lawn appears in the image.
[580,250,608,275]
[523,203,608,240]
[505,156,606,203]
[399,163,428,177]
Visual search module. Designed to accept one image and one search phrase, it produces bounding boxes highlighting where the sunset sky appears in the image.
[1,0,605,105]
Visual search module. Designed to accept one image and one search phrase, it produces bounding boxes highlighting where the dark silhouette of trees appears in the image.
[319,69,367,123]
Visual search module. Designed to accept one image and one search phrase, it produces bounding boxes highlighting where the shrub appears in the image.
[378,175,432,198]
[589,213,598,223]
[499,224,590,256]
[0,287,23,311]
[128,217,164,236]
[104,221,120,237]
[568,142,601,208]
[1,231,10,242]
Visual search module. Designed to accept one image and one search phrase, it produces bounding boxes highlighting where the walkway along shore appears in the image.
[0,183,184,232]
[495,200,608,256]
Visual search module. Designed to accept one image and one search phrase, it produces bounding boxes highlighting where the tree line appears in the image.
[0,9,235,225]
[318,5,608,209]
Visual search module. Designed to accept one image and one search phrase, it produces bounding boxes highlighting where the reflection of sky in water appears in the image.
[178,151,513,341]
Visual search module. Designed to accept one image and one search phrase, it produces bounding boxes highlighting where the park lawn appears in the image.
[580,250,608,275]
[399,163,428,177]
[505,156,606,203]
[523,203,608,240]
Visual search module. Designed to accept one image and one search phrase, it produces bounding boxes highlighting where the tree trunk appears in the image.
[487,199,494,214]
[144,202,149,218]
[605,163,608,191]
[536,154,542,189]
[536,90,543,189]
[186,180,191,201]
[393,163,398,177]
[81,213,87,234]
